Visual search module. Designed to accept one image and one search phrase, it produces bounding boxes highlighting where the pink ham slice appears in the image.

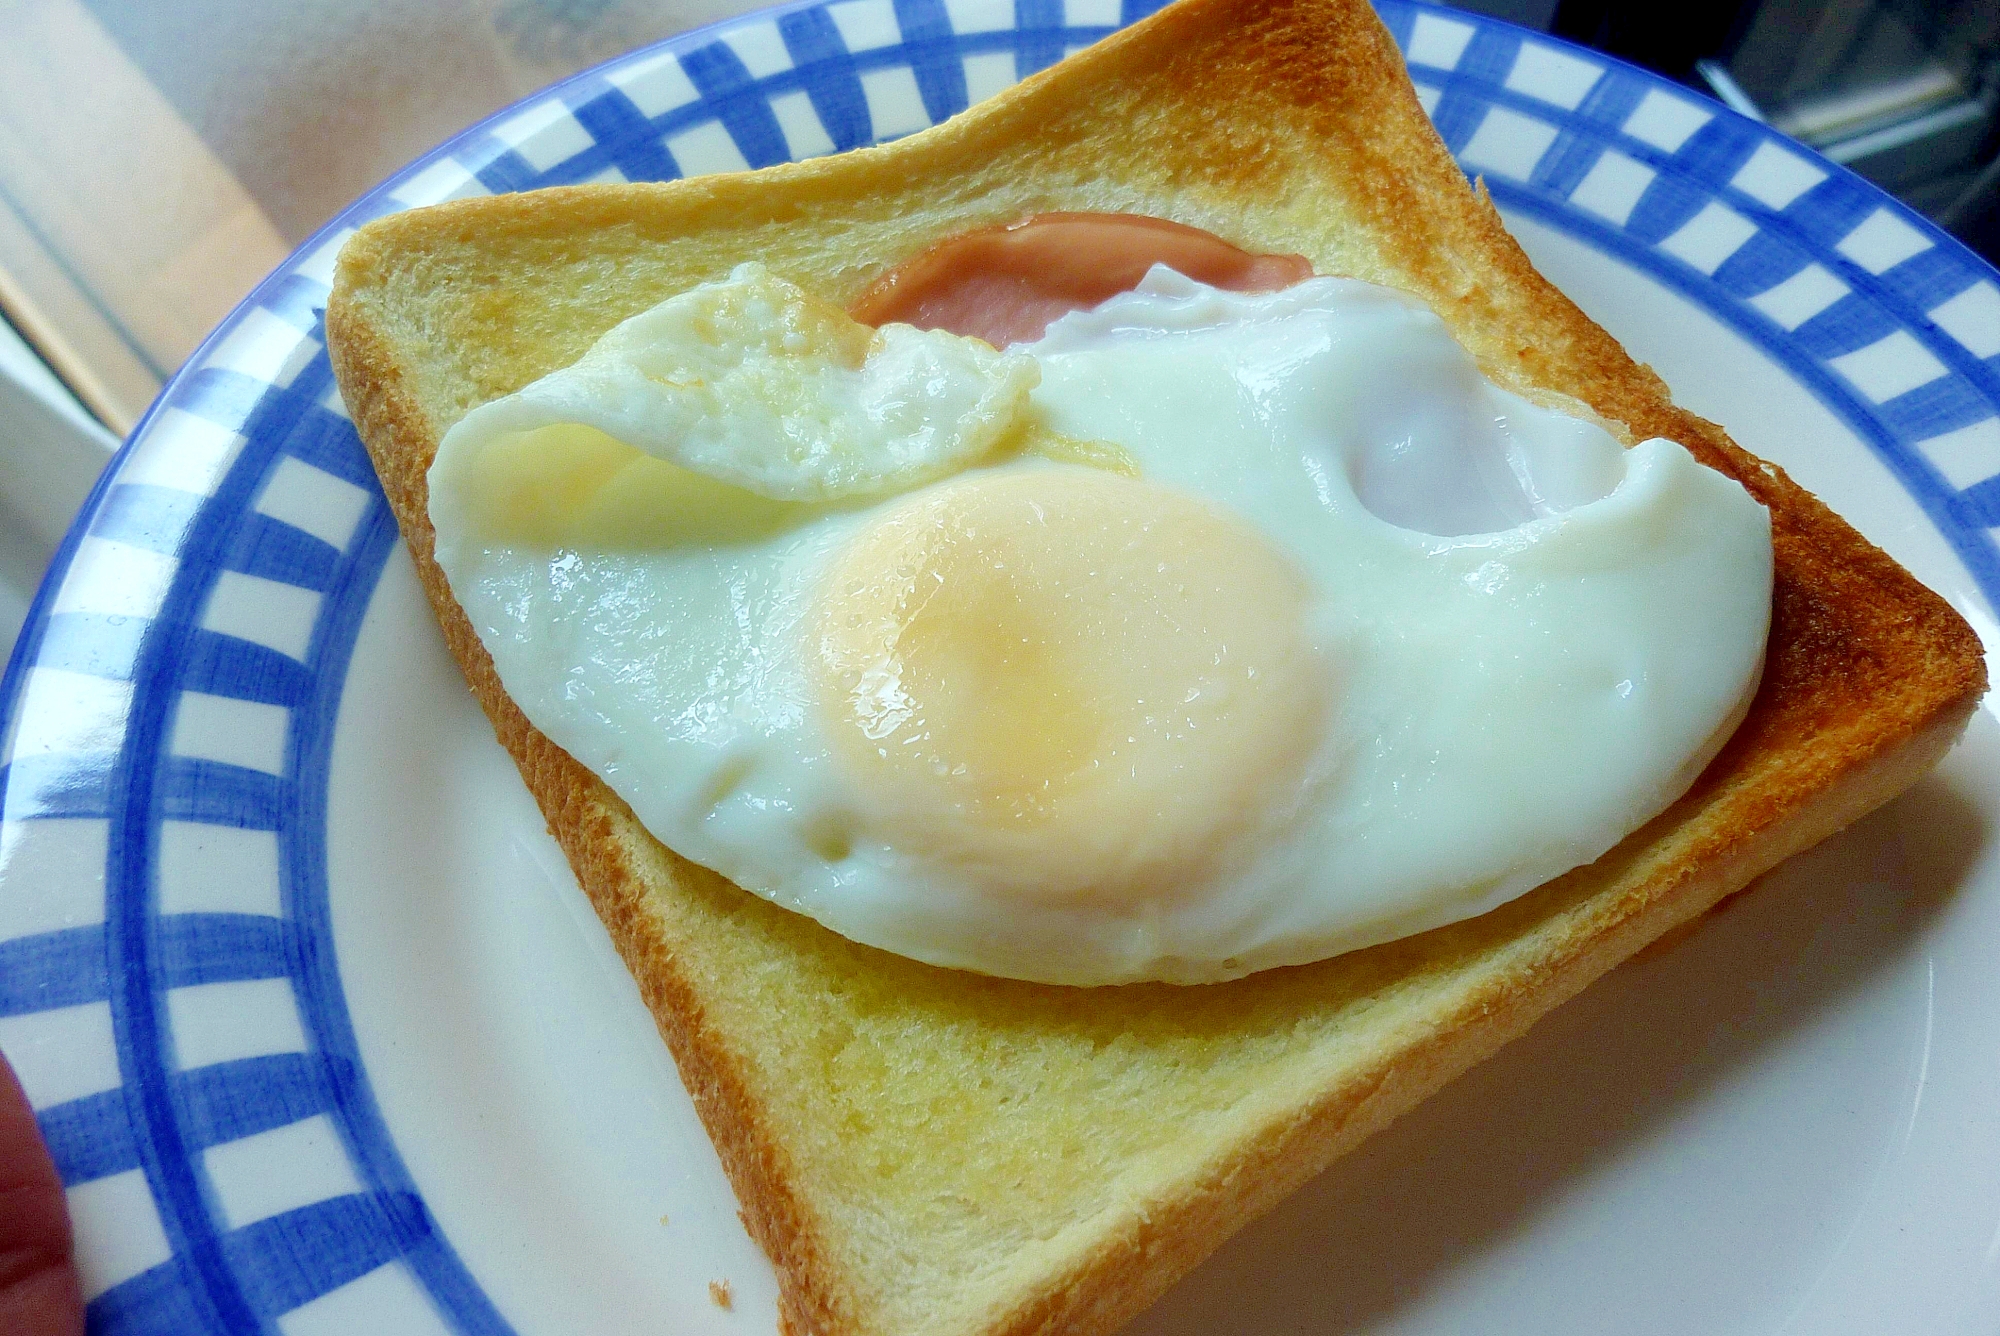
[848,212,1312,347]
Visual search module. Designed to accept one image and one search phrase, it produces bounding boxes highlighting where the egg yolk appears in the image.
[809,466,1329,906]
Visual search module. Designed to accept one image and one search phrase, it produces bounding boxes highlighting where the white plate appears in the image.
[3,2,1998,1331]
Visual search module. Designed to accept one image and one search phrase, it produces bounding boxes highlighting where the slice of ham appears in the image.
[847,212,1312,347]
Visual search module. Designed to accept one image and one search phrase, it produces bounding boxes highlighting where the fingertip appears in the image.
[0,1054,84,1336]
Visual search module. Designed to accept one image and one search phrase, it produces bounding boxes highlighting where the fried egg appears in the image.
[428,263,1771,985]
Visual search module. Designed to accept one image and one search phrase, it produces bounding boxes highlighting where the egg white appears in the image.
[428,264,1771,985]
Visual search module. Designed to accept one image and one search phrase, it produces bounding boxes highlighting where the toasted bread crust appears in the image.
[326,0,1985,1330]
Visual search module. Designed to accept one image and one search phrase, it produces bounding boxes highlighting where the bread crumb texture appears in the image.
[323,0,1985,1332]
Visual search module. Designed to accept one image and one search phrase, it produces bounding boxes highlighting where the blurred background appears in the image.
[3,0,1999,660]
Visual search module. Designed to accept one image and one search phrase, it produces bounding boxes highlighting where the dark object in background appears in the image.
[1550,0,1750,87]
[1526,0,2000,267]
[1950,157,2000,262]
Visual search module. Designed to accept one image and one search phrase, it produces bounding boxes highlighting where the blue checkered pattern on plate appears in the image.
[0,0,1995,1330]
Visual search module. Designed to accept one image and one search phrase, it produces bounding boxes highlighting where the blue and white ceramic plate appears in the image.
[4,2,2000,1332]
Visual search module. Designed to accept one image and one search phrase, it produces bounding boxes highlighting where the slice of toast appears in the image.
[325,0,1986,1330]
